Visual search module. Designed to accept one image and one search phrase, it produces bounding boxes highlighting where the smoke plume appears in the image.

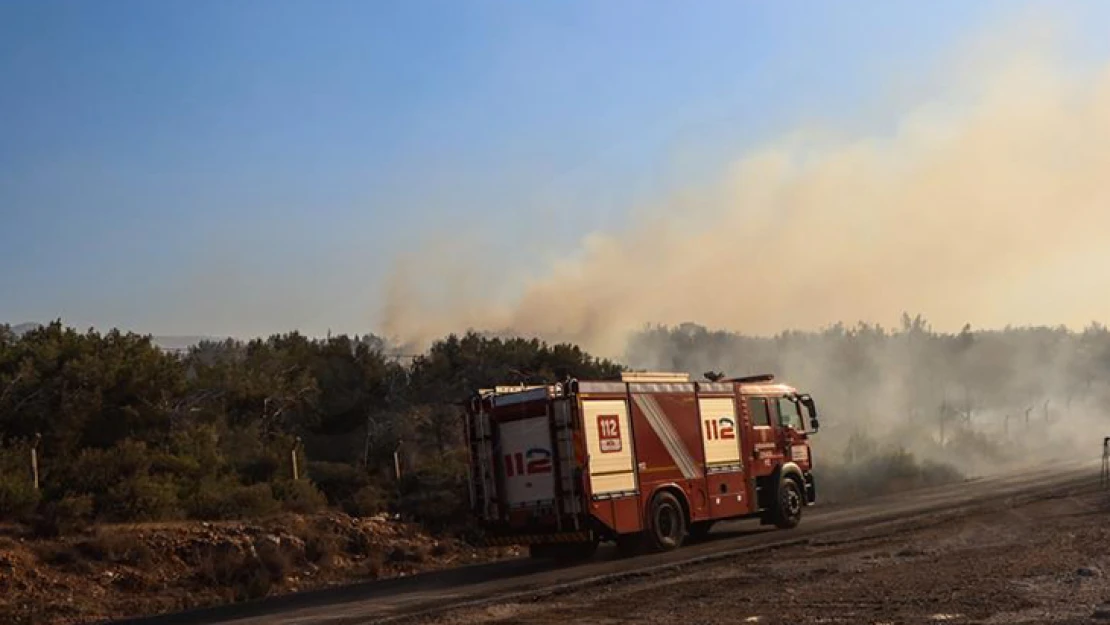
[380,27,1110,359]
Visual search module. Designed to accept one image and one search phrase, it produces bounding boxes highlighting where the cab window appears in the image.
[777,397,804,430]
[746,396,770,427]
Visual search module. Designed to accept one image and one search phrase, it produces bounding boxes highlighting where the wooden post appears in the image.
[393,440,403,481]
[1102,437,1109,489]
[30,433,41,490]
[291,437,301,480]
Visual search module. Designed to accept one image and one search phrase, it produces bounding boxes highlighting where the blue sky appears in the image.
[2,0,1108,338]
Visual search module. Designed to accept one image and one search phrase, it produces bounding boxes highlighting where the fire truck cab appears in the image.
[463,371,819,558]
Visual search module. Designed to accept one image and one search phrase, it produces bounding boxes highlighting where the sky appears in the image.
[3,0,1110,343]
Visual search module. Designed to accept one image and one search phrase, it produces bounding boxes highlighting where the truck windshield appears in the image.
[777,397,804,431]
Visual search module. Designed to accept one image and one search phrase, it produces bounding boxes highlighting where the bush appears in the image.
[255,540,292,583]
[65,440,153,497]
[32,494,94,537]
[36,543,94,575]
[185,481,280,520]
[195,539,292,603]
[271,480,327,514]
[304,529,340,567]
[99,475,182,522]
[820,448,963,504]
[76,529,155,567]
[396,463,468,531]
[344,484,389,517]
[0,472,40,521]
[306,461,371,507]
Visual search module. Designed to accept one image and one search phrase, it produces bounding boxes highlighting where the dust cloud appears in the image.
[381,30,1110,359]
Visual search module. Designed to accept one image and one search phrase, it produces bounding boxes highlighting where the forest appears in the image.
[2,316,1107,535]
[0,322,621,533]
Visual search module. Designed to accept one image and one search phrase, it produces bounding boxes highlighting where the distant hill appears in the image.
[10,322,42,336]
[151,336,221,352]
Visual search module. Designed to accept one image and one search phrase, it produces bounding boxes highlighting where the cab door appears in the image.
[774,396,811,471]
[744,395,783,477]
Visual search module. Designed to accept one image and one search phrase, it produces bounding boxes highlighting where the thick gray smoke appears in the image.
[625,320,1110,490]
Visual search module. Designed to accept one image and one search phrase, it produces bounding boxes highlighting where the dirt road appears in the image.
[113,461,1101,625]
[426,470,1110,625]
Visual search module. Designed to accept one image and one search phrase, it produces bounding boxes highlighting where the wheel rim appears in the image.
[657,504,679,539]
[784,486,801,518]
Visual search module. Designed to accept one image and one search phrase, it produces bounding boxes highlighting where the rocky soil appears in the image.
[0,513,518,625]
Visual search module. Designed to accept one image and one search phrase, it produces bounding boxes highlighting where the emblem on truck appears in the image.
[503,448,552,476]
[597,414,622,453]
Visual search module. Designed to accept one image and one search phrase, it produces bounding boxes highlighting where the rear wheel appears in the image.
[645,491,687,552]
[771,477,803,529]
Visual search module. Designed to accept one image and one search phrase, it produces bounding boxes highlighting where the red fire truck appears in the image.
[463,371,820,558]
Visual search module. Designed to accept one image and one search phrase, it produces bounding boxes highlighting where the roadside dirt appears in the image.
[425,484,1110,625]
[0,512,518,625]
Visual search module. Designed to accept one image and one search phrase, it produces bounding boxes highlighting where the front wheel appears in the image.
[772,478,803,529]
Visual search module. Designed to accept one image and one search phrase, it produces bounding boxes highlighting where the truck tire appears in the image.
[771,477,803,529]
[646,491,687,552]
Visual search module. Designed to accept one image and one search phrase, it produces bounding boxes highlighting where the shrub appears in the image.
[344,484,389,517]
[99,474,182,522]
[196,542,285,603]
[304,529,340,567]
[271,480,327,514]
[32,494,94,537]
[36,543,94,575]
[185,481,280,520]
[819,448,963,504]
[236,454,283,486]
[65,440,153,496]
[396,460,468,531]
[0,472,40,521]
[76,530,155,567]
[306,461,370,507]
[255,540,292,583]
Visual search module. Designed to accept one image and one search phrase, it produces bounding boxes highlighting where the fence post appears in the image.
[291,436,302,480]
[393,439,403,481]
[1102,437,1109,489]
[30,433,42,490]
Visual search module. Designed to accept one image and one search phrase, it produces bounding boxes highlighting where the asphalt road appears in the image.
[108,460,1099,625]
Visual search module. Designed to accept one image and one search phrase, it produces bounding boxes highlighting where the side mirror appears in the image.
[798,394,819,433]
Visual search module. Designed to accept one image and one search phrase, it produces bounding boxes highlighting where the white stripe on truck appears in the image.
[632,394,702,480]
